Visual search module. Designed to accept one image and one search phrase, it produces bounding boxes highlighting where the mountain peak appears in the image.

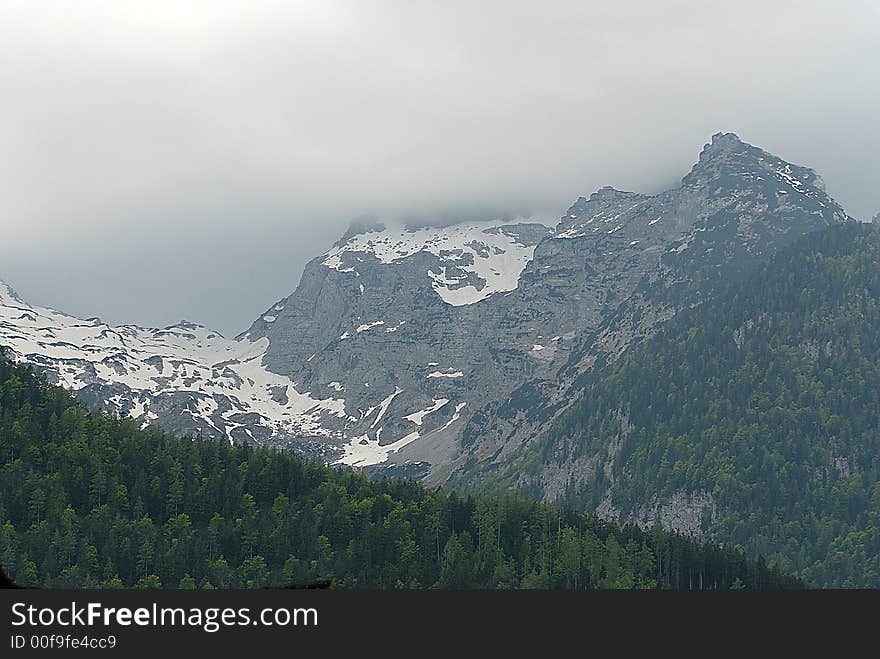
[682,131,838,202]
[161,320,211,333]
[339,218,386,243]
[588,185,637,201]
[695,131,749,164]
[0,280,24,305]
[711,131,744,145]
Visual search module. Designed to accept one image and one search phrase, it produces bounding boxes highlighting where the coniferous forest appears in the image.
[508,224,880,587]
[0,354,799,589]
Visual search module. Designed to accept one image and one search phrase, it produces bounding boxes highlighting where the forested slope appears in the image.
[0,354,798,589]
[510,224,880,587]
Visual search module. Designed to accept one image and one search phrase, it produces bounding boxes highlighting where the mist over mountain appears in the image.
[2,1,877,336]
[4,129,880,587]
[0,133,853,468]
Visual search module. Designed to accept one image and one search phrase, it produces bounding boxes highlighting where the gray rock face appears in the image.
[446,132,851,489]
[0,133,854,486]
[240,132,849,480]
[242,221,555,468]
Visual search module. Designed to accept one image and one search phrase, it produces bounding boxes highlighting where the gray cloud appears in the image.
[1,0,878,335]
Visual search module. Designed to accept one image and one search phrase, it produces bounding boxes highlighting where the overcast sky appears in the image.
[1,1,878,336]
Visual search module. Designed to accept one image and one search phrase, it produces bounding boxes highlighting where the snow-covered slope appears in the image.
[0,134,854,481]
[0,219,550,468]
[321,221,542,306]
[0,280,348,447]
[237,219,552,469]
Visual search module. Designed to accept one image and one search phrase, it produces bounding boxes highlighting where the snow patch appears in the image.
[356,320,385,333]
[371,387,401,429]
[0,281,349,442]
[427,370,464,379]
[321,221,541,306]
[336,430,421,467]
[403,398,449,426]
[437,402,467,432]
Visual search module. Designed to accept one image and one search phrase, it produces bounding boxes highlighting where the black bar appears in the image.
[1,587,877,652]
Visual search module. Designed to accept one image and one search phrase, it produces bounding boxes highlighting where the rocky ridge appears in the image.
[0,133,854,492]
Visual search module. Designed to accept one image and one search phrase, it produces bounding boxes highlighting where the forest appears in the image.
[0,353,799,589]
[527,223,880,587]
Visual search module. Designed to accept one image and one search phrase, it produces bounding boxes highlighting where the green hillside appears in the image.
[0,353,798,589]
[515,223,880,587]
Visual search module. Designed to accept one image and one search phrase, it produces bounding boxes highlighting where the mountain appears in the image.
[0,219,552,466]
[240,219,553,471]
[0,281,347,456]
[0,352,802,588]
[450,133,852,485]
[462,223,880,587]
[0,133,853,483]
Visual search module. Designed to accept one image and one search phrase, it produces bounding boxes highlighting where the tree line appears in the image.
[0,353,799,589]
[523,223,880,587]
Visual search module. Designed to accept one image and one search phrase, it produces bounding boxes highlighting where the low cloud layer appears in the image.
[1,1,878,335]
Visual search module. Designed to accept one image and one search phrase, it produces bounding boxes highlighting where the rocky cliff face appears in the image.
[0,133,853,487]
[241,220,553,469]
[447,132,851,489]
